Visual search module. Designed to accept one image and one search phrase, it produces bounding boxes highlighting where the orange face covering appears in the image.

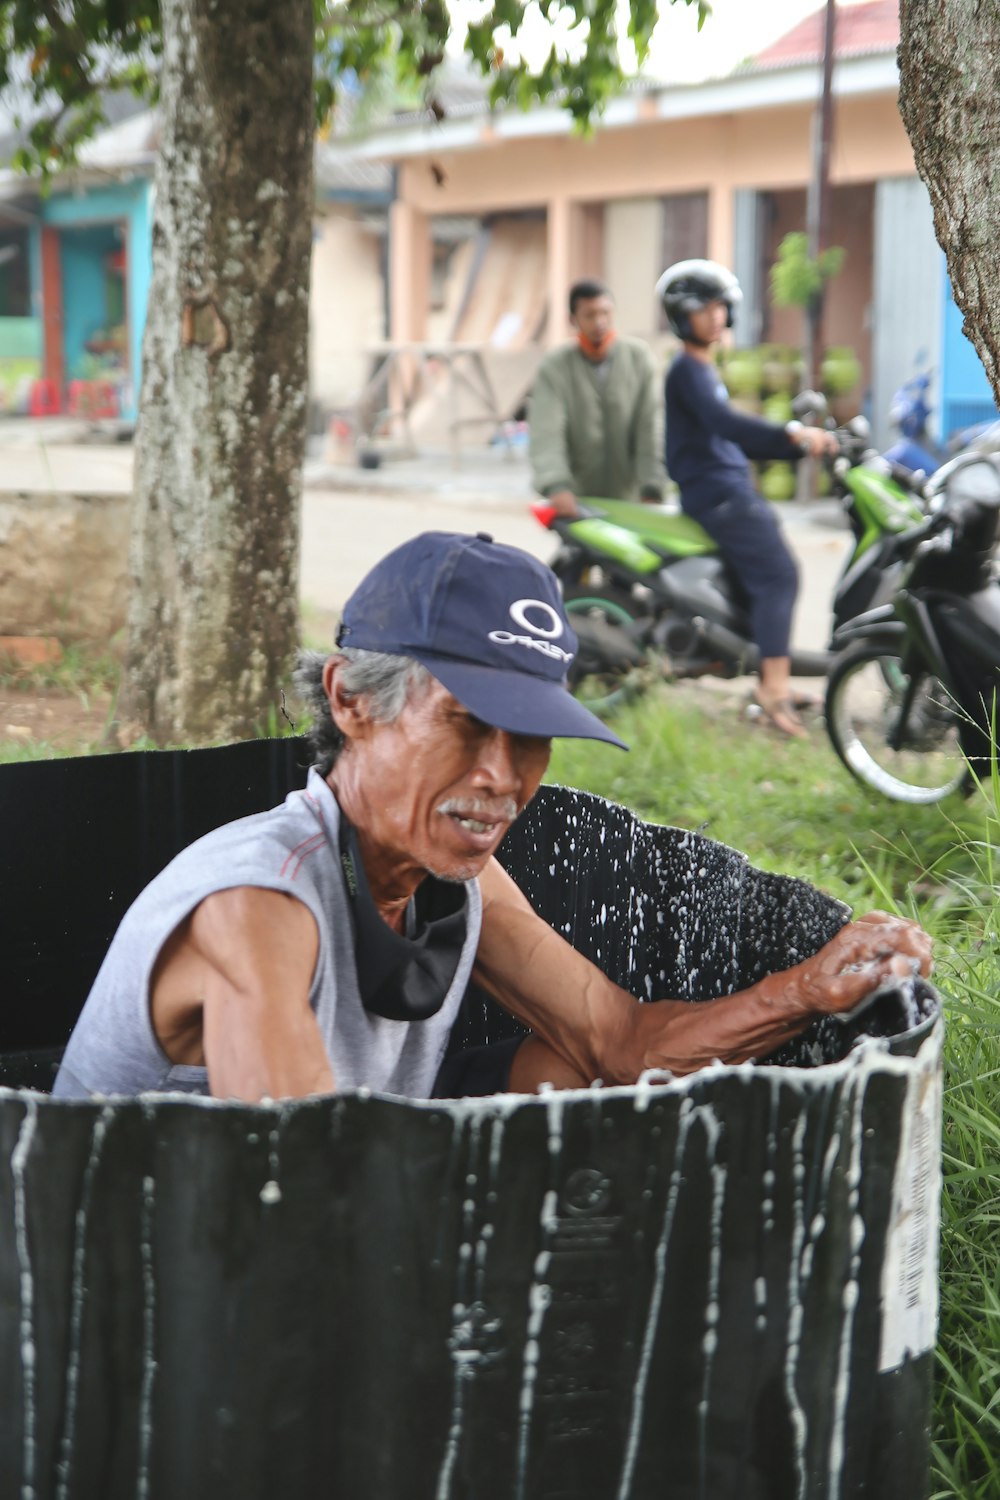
[576,329,617,362]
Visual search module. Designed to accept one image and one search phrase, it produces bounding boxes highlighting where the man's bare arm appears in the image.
[150,887,334,1102]
[474,859,932,1082]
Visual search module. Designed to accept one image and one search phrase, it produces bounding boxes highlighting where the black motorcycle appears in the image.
[824,451,1000,802]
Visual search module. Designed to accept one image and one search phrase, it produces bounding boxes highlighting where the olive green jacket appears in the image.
[528,337,666,502]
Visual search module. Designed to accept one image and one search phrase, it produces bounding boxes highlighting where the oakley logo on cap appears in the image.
[489,598,574,663]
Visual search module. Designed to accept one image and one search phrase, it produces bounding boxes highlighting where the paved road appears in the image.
[299,483,852,658]
[0,430,852,654]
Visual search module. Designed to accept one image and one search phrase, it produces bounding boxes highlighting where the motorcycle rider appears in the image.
[659,260,837,738]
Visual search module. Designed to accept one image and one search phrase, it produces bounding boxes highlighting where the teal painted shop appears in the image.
[0,175,152,421]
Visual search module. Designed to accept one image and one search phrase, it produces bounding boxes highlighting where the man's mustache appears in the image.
[436,796,520,823]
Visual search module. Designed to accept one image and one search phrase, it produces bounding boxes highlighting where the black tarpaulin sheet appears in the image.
[0,1041,941,1500]
[0,741,941,1497]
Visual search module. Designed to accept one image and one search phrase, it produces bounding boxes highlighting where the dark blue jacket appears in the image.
[665,352,800,490]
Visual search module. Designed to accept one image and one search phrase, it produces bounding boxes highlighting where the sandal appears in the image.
[747,690,809,740]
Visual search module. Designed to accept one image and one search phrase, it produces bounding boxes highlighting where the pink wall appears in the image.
[397,95,911,216]
[391,90,914,346]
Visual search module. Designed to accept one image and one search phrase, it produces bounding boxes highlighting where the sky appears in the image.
[448,0,858,84]
[645,0,831,81]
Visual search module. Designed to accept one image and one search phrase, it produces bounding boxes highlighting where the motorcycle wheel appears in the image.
[825,643,972,803]
[561,583,648,717]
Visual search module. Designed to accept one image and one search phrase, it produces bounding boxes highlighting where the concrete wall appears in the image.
[396,95,912,219]
[309,207,386,411]
[604,198,663,338]
[0,492,129,640]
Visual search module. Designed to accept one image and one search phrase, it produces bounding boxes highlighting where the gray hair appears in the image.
[293,648,432,774]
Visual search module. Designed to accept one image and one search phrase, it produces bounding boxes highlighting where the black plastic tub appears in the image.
[0,743,941,1498]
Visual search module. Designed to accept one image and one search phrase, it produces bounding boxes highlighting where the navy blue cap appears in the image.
[336,532,627,749]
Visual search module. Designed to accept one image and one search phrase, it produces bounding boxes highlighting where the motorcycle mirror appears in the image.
[846,415,872,441]
[971,420,1000,454]
[791,389,827,420]
[945,456,1000,511]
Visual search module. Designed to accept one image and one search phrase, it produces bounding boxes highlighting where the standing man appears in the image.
[53,533,931,1104]
[529,279,665,517]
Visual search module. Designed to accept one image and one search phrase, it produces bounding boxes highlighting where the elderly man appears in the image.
[53,533,930,1102]
[529,279,666,518]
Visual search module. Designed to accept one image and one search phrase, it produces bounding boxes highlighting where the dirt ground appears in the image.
[0,685,115,755]
[0,674,757,763]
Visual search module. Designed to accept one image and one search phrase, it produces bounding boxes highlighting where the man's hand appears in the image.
[631,911,933,1078]
[770,911,933,1018]
[546,488,580,518]
[787,422,839,459]
[474,858,934,1086]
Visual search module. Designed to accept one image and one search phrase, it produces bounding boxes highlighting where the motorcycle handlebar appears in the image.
[886,459,927,490]
[828,429,928,498]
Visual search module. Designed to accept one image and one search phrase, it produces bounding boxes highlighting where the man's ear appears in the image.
[322,656,373,742]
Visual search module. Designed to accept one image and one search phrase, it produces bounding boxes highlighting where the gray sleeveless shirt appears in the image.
[52,769,482,1100]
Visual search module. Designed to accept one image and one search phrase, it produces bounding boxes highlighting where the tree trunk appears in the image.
[898,0,1000,403]
[124,0,314,744]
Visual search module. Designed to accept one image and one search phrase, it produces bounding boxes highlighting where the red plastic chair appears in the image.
[66,380,88,418]
[28,379,61,417]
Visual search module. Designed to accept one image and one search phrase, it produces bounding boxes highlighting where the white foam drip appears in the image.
[828,1076,867,1494]
[12,1098,38,1500]
[754,1275,767,1332]
[616,1095,697,1499]
[698,1134,727,1489]
[261,1115,284,1205]
[512,1092,565,1498]
[438,1111,508,1500]
[136,1173,157,1500]
[513,1257,552,1499]
[56,1105,114,1500]
[784,1111,809,1499]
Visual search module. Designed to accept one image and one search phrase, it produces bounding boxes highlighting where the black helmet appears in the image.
[655,259,743,340]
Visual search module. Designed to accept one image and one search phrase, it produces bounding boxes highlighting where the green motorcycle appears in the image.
[530,414,926,712]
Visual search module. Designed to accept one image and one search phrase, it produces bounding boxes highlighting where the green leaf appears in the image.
[2,0,707,181]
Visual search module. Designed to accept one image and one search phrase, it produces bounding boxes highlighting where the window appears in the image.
[0,229,31,318]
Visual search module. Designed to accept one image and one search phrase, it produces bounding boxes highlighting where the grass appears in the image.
[549,683,990,909]
[924,788,1000,1500]
[0,640,123,761]
[0,639,122,700]
[551,682,1000,1500]
[0,641,301,762]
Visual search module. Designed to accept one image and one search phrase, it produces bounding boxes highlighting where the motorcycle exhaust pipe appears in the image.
[691,617,832,678]
[571,614,647,672]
